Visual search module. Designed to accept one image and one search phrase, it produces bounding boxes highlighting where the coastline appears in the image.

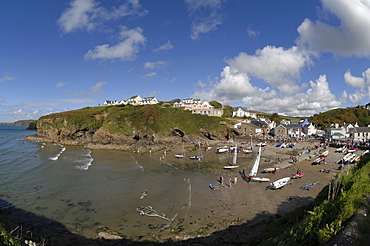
[15,135,360,244]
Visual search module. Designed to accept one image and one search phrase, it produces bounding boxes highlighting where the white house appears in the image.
[232,108,257,119]
[104,100,119,106]
[183,98,194,104]
[127,95,142,105]
[352,127,370,143]
[142,97,159,105]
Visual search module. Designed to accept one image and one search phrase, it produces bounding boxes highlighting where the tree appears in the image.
[270,113,280,124]
[223,105,233,118]
[170,98,181,104]
[209,101,222,109]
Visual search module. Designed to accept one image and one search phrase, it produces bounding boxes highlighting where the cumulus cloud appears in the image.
[153,41,174,53]
[57,0,148,33]
[297,0,370,57]
[144,61,168,70]
[185,0,223,39]
[193,67,341,116]
[226,46,312,94]
[349,88,368,104]
[344,68,370,88]
[84,26,146,61]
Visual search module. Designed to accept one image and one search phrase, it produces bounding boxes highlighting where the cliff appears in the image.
[26,105,233,150]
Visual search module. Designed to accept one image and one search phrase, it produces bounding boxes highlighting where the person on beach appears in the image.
[219,174,224,185]
[229,178,232,187]
[234,176,237,185]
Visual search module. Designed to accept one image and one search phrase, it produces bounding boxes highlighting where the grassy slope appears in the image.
[256,154,370,245]
[39,104,229,137]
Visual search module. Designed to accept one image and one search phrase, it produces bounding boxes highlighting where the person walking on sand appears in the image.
[229,178,232,187]
[234,176,237,185]
[219,174,224,185]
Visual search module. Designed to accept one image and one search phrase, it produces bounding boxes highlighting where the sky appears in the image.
[1,0,370,122]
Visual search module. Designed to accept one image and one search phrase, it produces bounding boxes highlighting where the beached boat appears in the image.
[312,156,325,165]
[216,147,228,153]
[224,144,239,169]
[243,148,253,154]
[175,142,185,158]
[263,167,280,173]
[335,146,347,153]
[224,165,239,169]
[190,142,203,160]
[292,173,304,179]
[269,177,291,189]
[248,145,270,182]
[320,150,329,157]
[362,150,369,156]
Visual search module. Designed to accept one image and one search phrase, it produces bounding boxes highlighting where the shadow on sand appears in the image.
[0,191,316,246]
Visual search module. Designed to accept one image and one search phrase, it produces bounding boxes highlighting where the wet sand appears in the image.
[148,139,360,240]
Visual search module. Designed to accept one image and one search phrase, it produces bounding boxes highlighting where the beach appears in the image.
[147,139,359,242]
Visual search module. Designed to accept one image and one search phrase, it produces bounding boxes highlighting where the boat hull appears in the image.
[250,177,270,182]
[270,177,291,189]
[224,165,239,169]
[263,167,280,173]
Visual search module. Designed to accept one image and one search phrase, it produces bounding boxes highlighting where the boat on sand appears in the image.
[269,177,291,189]
[248,145,270,182]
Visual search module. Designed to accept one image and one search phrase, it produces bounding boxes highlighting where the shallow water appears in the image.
[0,126,191,239]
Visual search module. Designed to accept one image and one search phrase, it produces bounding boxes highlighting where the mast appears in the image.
[232,143,237,165]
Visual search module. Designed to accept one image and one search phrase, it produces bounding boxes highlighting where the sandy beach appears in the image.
[146,139,361,242]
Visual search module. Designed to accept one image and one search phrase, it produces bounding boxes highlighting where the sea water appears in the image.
[0,125,191,239]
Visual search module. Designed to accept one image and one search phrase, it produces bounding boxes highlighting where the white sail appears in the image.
[249,145,261,177]
[232,144,237,165]
[248,145,270,182]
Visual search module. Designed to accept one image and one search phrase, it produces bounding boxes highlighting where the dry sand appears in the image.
[148,139,363,241]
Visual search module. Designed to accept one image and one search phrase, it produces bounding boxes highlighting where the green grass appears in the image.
[0,224,21,246]
[256,153,370,245]
[39,104,229,138]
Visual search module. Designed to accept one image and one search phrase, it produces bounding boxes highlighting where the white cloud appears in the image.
[153,41,174,53]
[90,81,107,96]
[56,82,67,89]
[193,67,341,116]
[246,26,260,38]
[185,0,223,39]
[297,0,370,57]
[344,69,365,88]
[141,72,157,78]
[344,68,370,89]
[84,26,146,61]
[144,61,168,70]
[349,88,368,104]
[0,76,14,83]
[226,46,312,94]
[57,0,148,33]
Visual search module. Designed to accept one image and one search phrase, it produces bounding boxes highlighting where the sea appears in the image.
[0,125,192,240]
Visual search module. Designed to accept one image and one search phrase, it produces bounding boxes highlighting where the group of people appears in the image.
[219,174,237,187]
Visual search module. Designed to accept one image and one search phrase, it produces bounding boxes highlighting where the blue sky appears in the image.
[1,0,370,122]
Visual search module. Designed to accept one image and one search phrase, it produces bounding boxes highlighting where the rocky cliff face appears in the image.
[26,118,192,150]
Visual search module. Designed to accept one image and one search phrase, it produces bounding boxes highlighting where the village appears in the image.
[104,95,370,145]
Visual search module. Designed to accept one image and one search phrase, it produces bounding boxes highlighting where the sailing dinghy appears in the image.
[269,177,291,189]
[248,145,270,182]
[224,144,239,169]
[175,142,185,158]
